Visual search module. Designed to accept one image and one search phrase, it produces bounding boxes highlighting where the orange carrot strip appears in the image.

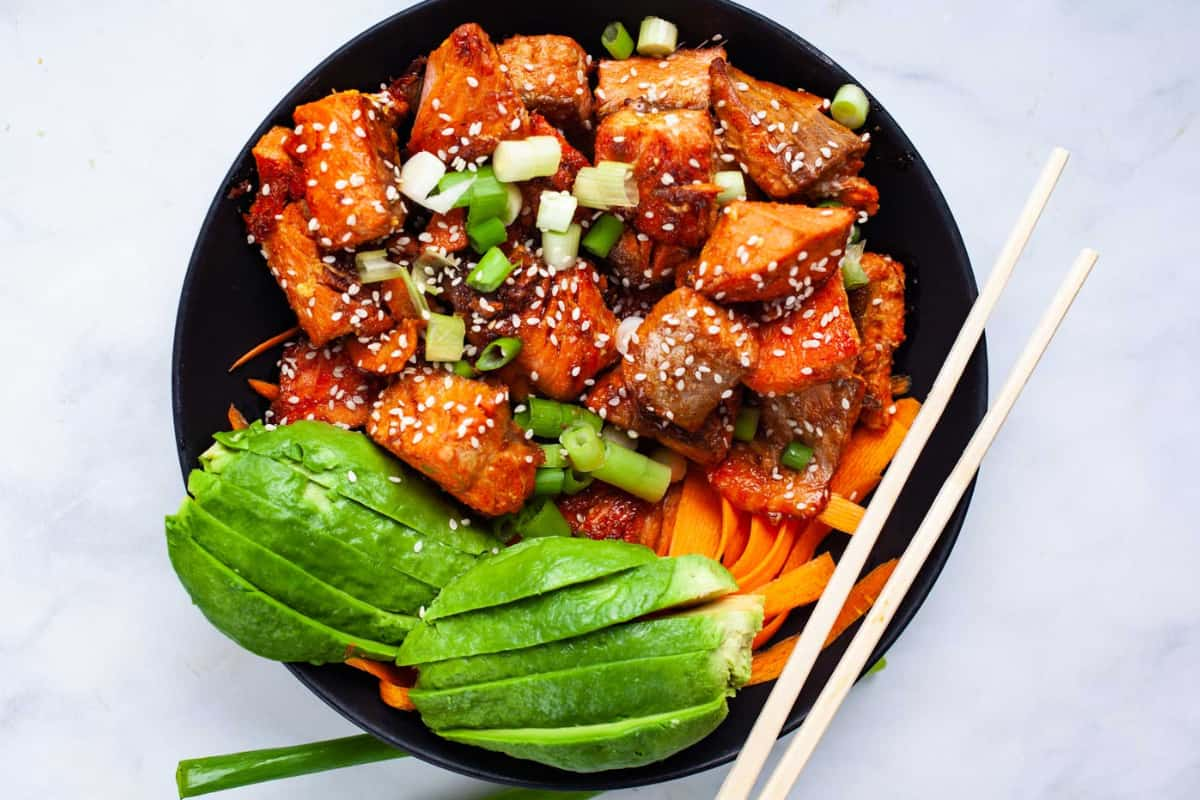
[247,378,280,401]
[817,494,865,533]
[759,552,836,618]
[379,681,416,711]
[720,500,750,567]
[738,518,799,592]
[668,468,724,559]
[730,516,777,580]
[749,636,794,685]
[345,658,411,686]
[228,325,301,372]
[227,404,249,431]
[830,397,920,502]
[752,610,789,650]
[784,520,832,571]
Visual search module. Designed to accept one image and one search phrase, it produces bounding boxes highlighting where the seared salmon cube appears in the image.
[685,200,856,302]
[367,368,542,516]
[850,252,907,428]
[409,23,529,166]
[268,338,379,429]
[290,91,406,250]
[744,271,861,395]
[245,126,305,242]
[624,287,757,431]
[710,58,869,200]
[518,114,591,225]
[260,204,394,345]
[557,482,661,545]
[345,319,423,375]
[595,47,726,117]
[594,107,721,247]
[418,207,469,254]
[605,230,691,290]
[831,176,880,217]
[498,35,595,137]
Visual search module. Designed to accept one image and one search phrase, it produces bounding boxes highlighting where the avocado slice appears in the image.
[396,554,737,665]
[439,695,729,772]
[195,451,476,588]
[417,595,764,691]
[188,470,436,614]
[209,421,499,554]
[423,537,657,622]
[173,499,417,644]
[165,514,399,663]
[412,649,733,731]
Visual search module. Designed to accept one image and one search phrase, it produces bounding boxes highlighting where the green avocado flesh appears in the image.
[423,537,658,622]
[396,554,738,666]
[440,696,730,772]
[412,649,734,731]
[188,470,436,614]
[196,450,476,588]
[165,514,399,663]
[211,421,498,554]
[174,499,416,644]
[416,595,764,691]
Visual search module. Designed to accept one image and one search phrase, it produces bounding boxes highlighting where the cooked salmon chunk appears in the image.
[710,58,869,200]
[518,114,591,224]
[245,126,305,242]
[345,319,423,375]
[605,230,692,290]
[557,482,662,545]
[419,207,469,253]
[290,91,406,250]
[831,176,880,217]
[595,47,726,117]
[268,338,379,429]
[409,23,529,166]
[744,270,861,395]
[498,35,595,137]
[260,204,394,345]
[685,201,856,303]
[624,287,757,431]
[594,107,721,247]
[367,368,541,516]
[708,377,864,518]
[850,252,907,428]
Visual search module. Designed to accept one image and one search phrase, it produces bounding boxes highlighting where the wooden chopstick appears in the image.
[756,246,1099,799]
[713,147,1071,800]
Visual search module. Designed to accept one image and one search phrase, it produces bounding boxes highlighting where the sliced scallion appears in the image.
[733,407,760,442]
[542,223,582,270]
[536,190,578,233]
[581,213,625,258]
[714,170,747,204]
[534,468,566,497]
[521,398,603,438]
[355,250,408,283]
[502,182,524,225]
[434,167,487,208]
[467,171,509,224]
[475,336,522,371]
[392,266,430,319]
[573,161,638,209]
[539,443,568,468]
[592,442,671,502]
[451,359,477,378]
[831,84,869,130]
[780,441,814,471]
[636,16,678,57]
[399,151,447,206]
[560,423,606,472]
[492,136,562,182]
[423,313,466,362]
[841,241,869,290]
[601,21,635,59]
[467,216,508,254]
[561,469,594,496]
[466,247,516,292]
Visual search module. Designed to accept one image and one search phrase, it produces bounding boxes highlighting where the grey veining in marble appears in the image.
[1,0,1197,797]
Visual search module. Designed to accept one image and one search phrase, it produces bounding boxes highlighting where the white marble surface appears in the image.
[2,0,1198,797]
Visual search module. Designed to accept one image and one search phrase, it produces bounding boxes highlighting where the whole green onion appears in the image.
[475,336,523,371]
[581,213,625,258]
[521,398,604,438]
[831,83,870,129]
[560,423,606,472]
[601,21,635,59]
[733,407,760,442]
[467,216,508,254]
[781,440,814,471]
[467,246,517,293]
[534,468,566,496]
[592,441,671,502]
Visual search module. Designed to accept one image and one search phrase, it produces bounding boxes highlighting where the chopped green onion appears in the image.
[601,21,635,59]
[841,241,869,290]
[520,398,603,438]
[780,441,814,471]
[573,161,638,209]
[601,424,638,450]
[636,16,678,56]
[502,182,524,225]
[592,442,671,502]
[816,199,844,208]
[392,265,431,319]
[849,222,863,244]
[733,407,760,442]
[466,247,516,292]
[399,151,447,206]
[536,190,578,233]
[866,656,888,676]
[831,84,869,130]
[354,250,408,283]
[714,171,747,204]
[492,136,562,182]
[561,469,594,495]
[424,313,466,361]
[475,336,522,371]
[467,216,507,254]
[539,443,568,468]
[451,359,477,378]
[581,213,625,258]
[434,166,489,208]
[560,423,606,472]
[534,468,566,497]
[514,407,531,429]
[467,171,509,224]
[650,446,687,483]
[412,251,454,295]
[542,223,582,270]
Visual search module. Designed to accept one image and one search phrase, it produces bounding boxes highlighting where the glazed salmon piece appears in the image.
[245,126,305,242]
[290,91,406,250]
[595,47,726,117]
[518,115,591,224]
[710,58,868,200]
[367,368,541,516]
[345,319,424,375]
[409,23,529,166]
[832,176,880,217]
[557,482,662,545]
[624,287,757,432]
[268,338,379,429]
[259,204,394,346]
[850,252,907,429]
[498,34,595,137]
[418,207,469,254]
[684,200,855,303]
[744,270,861,395]
[594,107,721,248]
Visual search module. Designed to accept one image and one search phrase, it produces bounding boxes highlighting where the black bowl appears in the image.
[173,0,986,789]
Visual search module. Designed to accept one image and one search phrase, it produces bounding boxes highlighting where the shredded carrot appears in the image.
[738,518,799,592]
[830,397,920,502]
[345,657,410,686]
[720,499,750,567]
[729,516,777,580]
[748,635,794,686]
[783,520,832,571]
[656,482,683,556]
[752,610,789,650]
[227,404,249,431]
[228,325,300,372]
[759,552,836,618]
[379,681,416,711]
[668,468,723,559]
[817,494,865,533]
[247,378,280,401]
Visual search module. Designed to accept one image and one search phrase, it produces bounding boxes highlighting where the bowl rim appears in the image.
[172,0,987,788]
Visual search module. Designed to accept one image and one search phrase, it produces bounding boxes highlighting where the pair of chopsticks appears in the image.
[717,147,1097,800]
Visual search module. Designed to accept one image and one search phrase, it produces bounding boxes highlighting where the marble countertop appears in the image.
[2,0,1197,796]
